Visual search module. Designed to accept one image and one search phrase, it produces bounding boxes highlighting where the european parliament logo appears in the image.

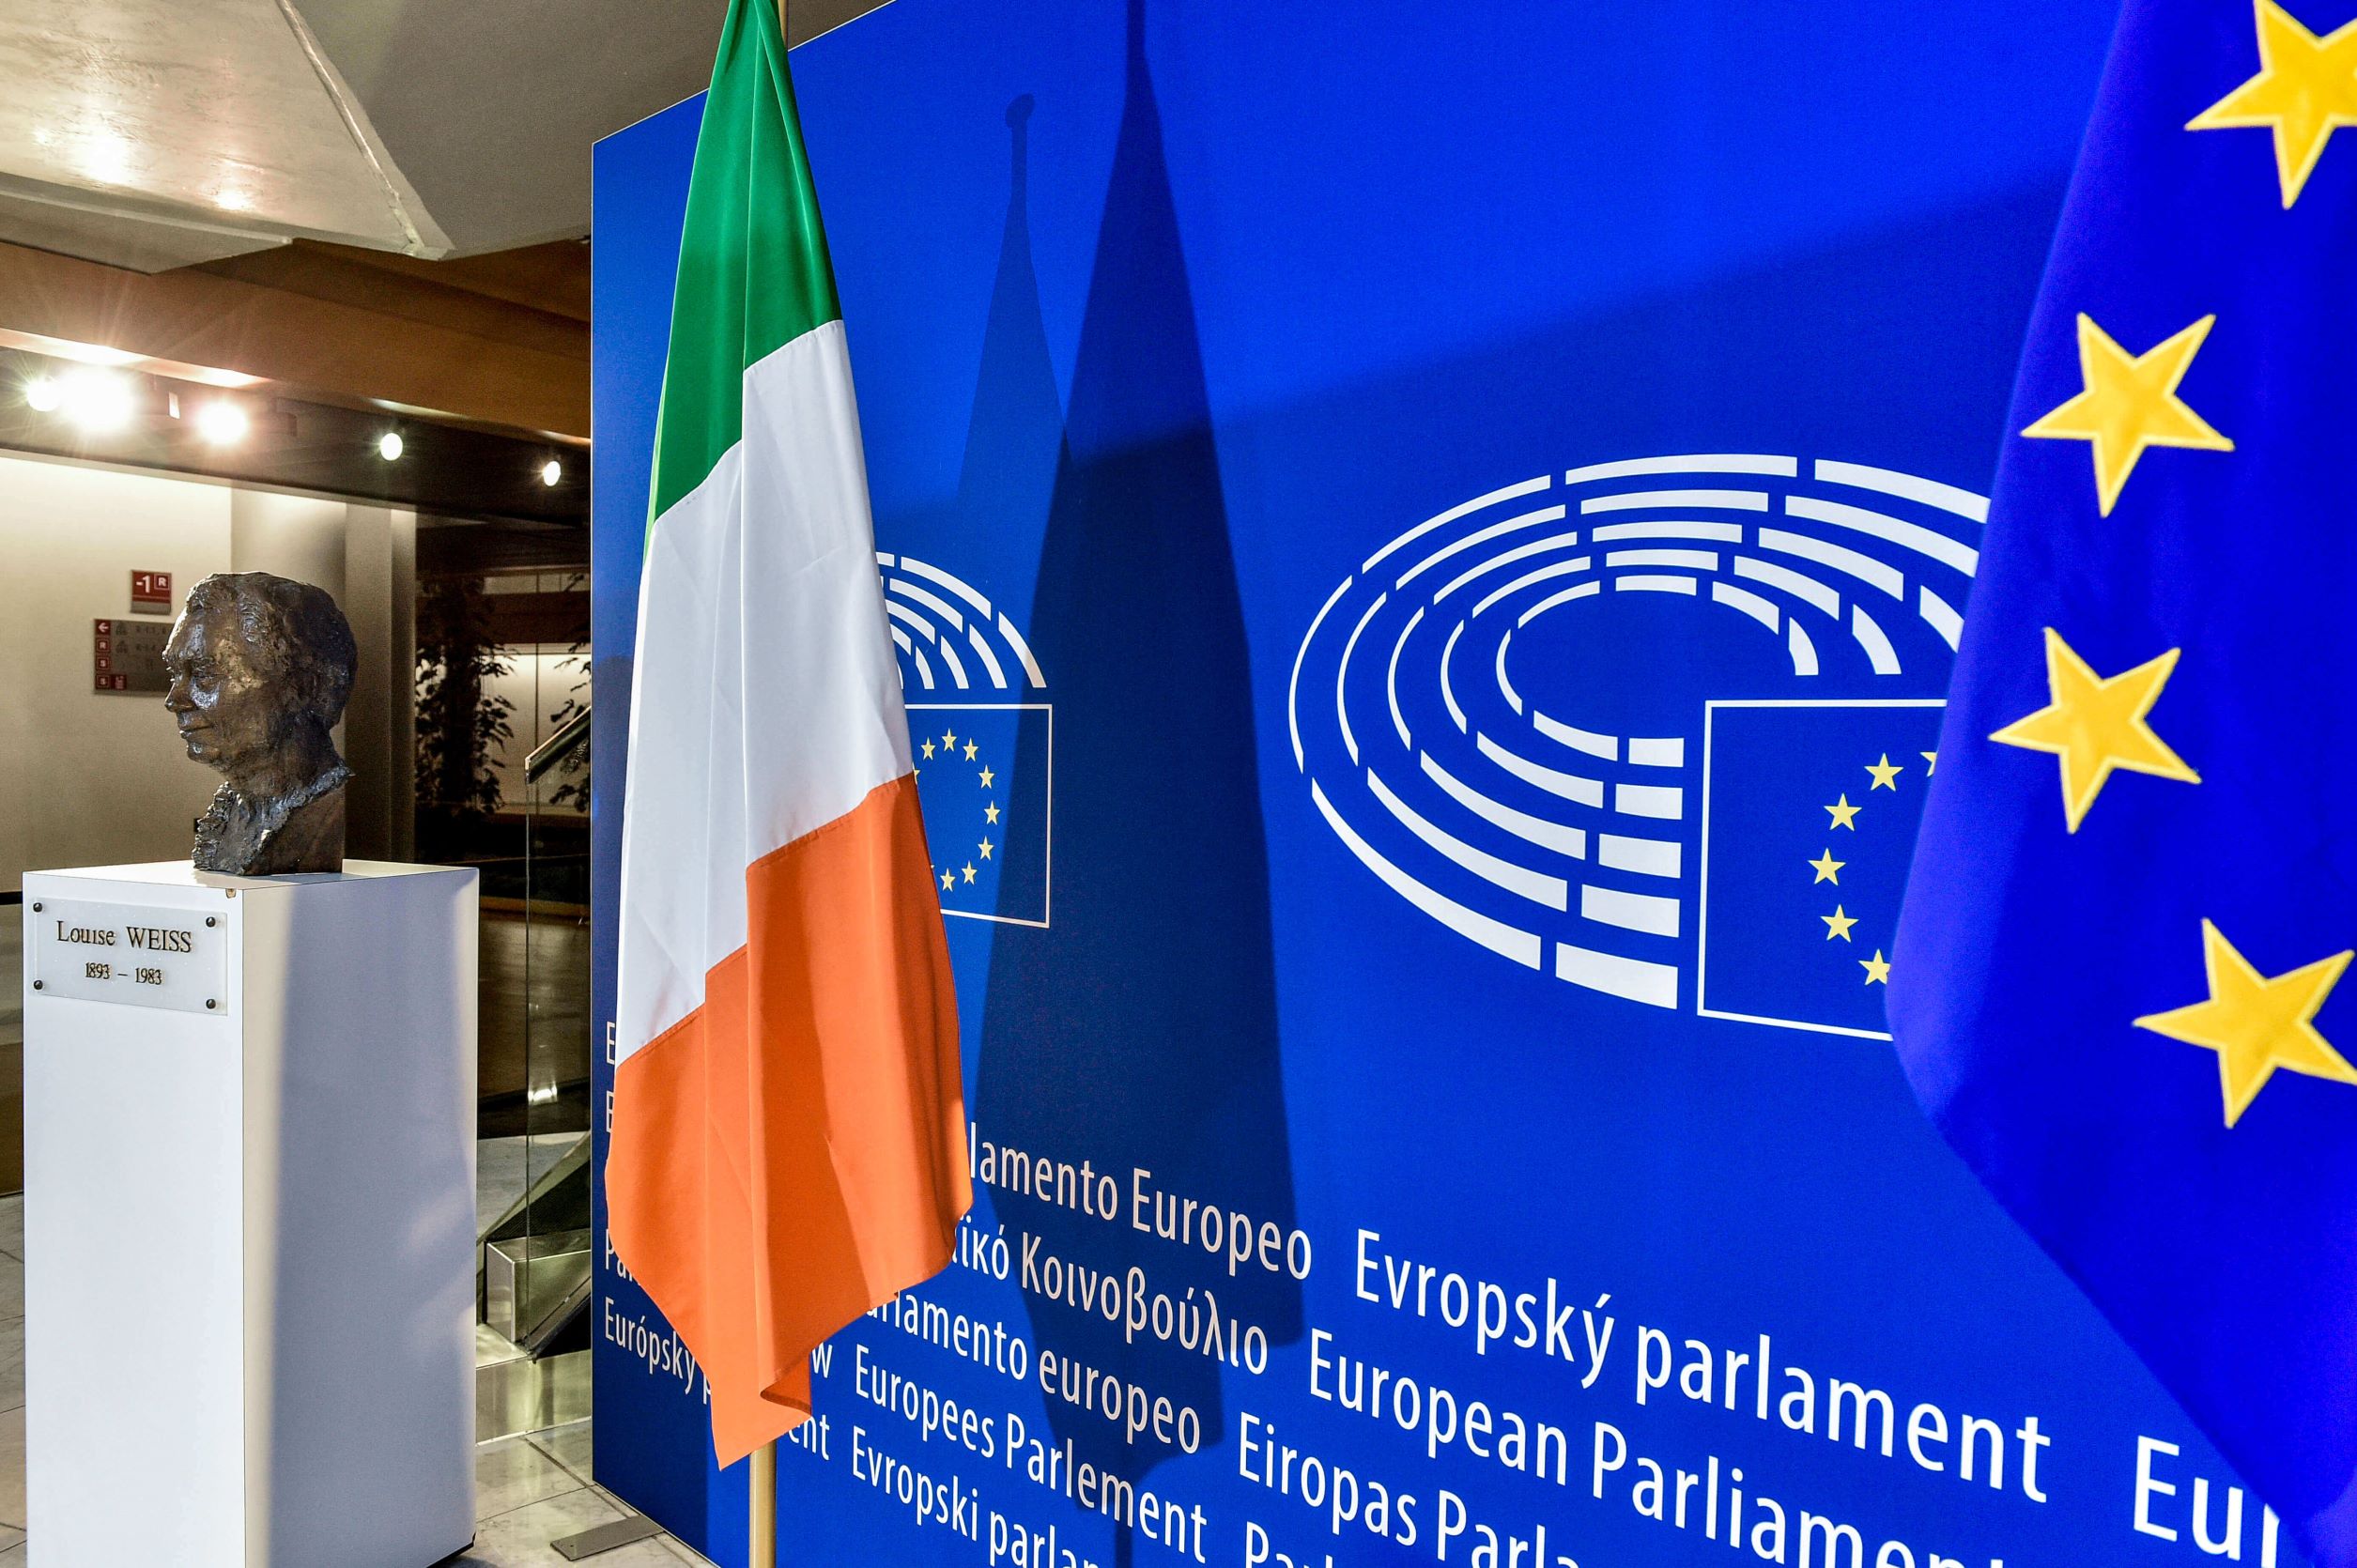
[1288,454,1978,1030]
[879,552,1052,929]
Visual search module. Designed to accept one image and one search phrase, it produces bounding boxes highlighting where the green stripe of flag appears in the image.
[647,0,843,531]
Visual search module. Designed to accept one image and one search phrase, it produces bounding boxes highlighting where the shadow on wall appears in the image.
[973,3,1303,1560]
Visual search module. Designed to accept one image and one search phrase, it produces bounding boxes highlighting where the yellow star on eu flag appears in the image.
[1809,849,1844,885]
[2188,0,2357,208]
[1866,754,1903,791]
[1823,906,1857,943]
[1991,628,2199,831]
[1826,794,1861,830]
[1860,949,1890,987]
[2022,314,2232,515]
[2135,919,2357,1127]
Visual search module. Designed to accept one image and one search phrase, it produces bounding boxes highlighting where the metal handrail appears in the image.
[523,704,592,783]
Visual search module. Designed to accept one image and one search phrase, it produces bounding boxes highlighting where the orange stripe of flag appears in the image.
[609,773,969,1462]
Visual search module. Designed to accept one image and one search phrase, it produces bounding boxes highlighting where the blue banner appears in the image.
[591,1,2303,1563]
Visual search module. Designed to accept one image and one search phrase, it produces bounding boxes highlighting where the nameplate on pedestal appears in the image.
[29,898,229,1016]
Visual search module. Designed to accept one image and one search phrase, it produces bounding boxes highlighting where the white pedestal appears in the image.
[22,860,479,1567]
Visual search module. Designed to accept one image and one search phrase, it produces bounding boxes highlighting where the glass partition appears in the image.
[461,571,594,1436]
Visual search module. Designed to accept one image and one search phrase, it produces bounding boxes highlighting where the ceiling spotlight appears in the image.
[60,368,135,433]
[193,399,249,445]
[24,376,60,413]
[377,430,405,462]
[83,133,135,187]
[214,188,254,213]
[540,458,563,487]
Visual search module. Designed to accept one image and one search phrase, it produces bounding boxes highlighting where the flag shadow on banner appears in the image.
[974,5,1302,1564]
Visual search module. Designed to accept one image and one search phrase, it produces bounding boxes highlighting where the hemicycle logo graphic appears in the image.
[1288,455,1984,1030]
[880,552,1054,929]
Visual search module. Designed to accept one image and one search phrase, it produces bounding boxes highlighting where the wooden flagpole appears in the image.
[750,1439,778,1566]
[749,2,789,1561]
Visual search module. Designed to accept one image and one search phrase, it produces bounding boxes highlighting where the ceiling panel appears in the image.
[0,186,288,271]
[0,0,424,264]
[0,0,893,277]
[290,0,732,253]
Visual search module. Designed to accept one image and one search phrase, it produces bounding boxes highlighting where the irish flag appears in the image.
[608,0,970,1464]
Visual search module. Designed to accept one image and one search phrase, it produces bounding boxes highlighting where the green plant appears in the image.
[544,571,592,813]
[414,575,516,825]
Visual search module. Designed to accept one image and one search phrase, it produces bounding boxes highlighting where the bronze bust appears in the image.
[163,572,358,876]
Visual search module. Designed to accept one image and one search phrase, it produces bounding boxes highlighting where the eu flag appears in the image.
[908,701,1052,928]
[1892,3,2357,1562]
[1702,701,1947,1038]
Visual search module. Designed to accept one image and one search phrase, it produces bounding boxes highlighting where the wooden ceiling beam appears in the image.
[0,238,589,439]
[195,242,588,358]
[293,239,593,324]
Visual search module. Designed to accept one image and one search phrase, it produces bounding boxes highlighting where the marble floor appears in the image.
[0,1193,710,1566]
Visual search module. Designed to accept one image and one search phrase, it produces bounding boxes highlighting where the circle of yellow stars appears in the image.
[2136,922,2357,1129]
[2188,0,2357,208]
[1986,648,2357,1137]
[2021,314,2231,516]
[1974,1,2357,1128]
[916,725,1000,894]
[1990,599,2357,1135]
[1810,752,1913,988]
[1990,628,2199,833]
[2022,1,2357,517]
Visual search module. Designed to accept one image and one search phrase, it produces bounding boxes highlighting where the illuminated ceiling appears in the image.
[0,0,887,272]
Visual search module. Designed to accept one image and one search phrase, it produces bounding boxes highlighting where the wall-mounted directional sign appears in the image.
[93,617,170,694]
